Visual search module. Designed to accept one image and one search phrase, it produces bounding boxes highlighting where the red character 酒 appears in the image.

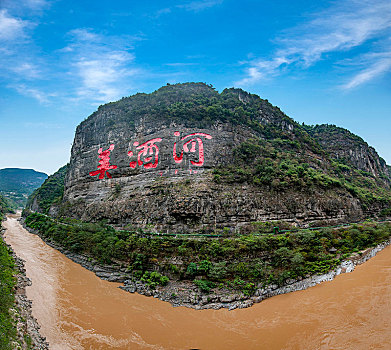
[128,138,163,169]
[173,132,212,166]
[89,144,118,179]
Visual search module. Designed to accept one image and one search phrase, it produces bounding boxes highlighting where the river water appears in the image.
[3,214,391,350]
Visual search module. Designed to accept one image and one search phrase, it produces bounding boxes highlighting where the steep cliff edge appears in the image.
[30,83,391,232]
[305,124,390,182]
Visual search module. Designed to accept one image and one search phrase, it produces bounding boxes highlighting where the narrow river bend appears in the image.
[3,214,391,350]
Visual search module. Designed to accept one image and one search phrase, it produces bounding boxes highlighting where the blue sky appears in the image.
[0,0,390,175]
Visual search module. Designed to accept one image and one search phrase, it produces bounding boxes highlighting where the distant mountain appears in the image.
[0,168,48,208]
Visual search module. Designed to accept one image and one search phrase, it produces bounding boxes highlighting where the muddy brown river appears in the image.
[3,214,391,349]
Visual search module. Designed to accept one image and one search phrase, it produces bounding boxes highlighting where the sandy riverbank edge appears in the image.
[1,217,49,349]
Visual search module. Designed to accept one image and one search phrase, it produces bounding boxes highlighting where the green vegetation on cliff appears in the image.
[26,165,68,214]
[97,83,292,129]
[24,212,391,296]
[214,136,391,206]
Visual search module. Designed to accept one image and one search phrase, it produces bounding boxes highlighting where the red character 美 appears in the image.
[128,138,163,169]
[173,132,212,166]
[89,144,118,179]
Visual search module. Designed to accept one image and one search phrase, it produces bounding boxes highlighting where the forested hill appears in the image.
[0,193,13,216]
[26,165,67,215]
[0,168,47,208]
[27,83,391,232]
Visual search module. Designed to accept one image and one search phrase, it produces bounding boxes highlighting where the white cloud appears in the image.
[236,0,391,88]
[11,84,56,104]
[154,1,221,18]
[177,0,223,12]
[64,28,140,103]
[0,8,43,86]
[0,9,28,41]
[74,53,136,101]
[164,62,198,67]
[342,52,391,89]
[1,0,49,13]
[24,0,48,10]
[152,8,172,18]
[68,28,101,43]
[0,0,61,104]
[10,63,41,79]
[237,67,266,86]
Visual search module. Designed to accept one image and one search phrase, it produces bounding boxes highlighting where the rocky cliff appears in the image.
[30,83,391,232]
[306,124,390,182]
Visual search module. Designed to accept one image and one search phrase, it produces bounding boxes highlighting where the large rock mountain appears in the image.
[29,83,391,232]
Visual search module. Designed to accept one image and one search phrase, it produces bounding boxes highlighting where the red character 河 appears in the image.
[173,132,212,166]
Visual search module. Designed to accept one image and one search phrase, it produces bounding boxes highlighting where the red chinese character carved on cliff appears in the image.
[128,138,163,169]
[173,132,212,166]
[89,144,118,179]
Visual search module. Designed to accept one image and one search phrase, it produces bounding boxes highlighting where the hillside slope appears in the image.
[0,168,47,208]
[0,193,13,216]
[25,165,68,215]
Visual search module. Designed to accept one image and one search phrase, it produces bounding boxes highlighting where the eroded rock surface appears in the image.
[44,83,390,232]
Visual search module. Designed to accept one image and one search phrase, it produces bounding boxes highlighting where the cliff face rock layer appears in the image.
[59,83,390,232]
[306,125,389,181]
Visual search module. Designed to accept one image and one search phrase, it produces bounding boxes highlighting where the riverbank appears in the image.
[5,213,391,349]
[20,214,391,311]
[0,219,49,349]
